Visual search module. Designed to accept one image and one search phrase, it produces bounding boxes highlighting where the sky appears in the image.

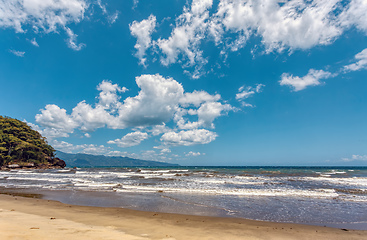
[1,0,367,166]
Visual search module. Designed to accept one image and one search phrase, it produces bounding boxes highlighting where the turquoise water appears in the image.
[1,166,367,229]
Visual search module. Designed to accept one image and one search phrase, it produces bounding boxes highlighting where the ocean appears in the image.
[1,166,367,230]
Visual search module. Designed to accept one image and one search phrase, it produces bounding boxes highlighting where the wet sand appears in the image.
[0,193,365,240]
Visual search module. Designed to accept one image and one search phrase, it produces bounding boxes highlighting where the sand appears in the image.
[0,193,365,240]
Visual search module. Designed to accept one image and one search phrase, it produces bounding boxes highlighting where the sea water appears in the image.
[1,166,366,229]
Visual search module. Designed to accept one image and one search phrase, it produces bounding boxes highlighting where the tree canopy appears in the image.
[0,116,55,167]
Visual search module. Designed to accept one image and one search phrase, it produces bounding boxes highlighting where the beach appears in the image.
[0,193,366,240]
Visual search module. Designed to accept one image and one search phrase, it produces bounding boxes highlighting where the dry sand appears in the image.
[0,193,365,240]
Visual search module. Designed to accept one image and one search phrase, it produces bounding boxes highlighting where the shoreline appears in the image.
[2,186,367,231]
[0,192,366,240]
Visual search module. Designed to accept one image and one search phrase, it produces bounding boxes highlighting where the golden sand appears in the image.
[0,194,365,240]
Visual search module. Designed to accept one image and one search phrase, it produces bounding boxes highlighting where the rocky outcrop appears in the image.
[1,157,66,170]
[51,158,66,168]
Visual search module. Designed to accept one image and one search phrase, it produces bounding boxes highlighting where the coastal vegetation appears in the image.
[0,116,65,169]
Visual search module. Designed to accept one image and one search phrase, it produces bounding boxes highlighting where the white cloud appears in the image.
[0,0,87,33]
[105,150,129,157]
[280,69,333,91]
[179,90,221,107]
[130,15,157,66]
[30,38,39,47]
[153,0,213,78]
[114,74,184,128]
[130,0,367,78]
[36,74,185,132]
[344,48,367,72]
[185,151,204,156]
[71,101,113,131]
[0,0,117,50]
[97,80,127,108]
[65,27,85,51]
[107,12,119,24]
[25,121,70,139]
[215,0,342,53]
[160,148,171,154]
[51,139,115,155]
[36,74,233,147]
[342,154,367,162]
[35,104,78,133]
[108,131,148,148]
[196,102,233,128]
[67,80,127,131]
[150,124,170,136]
[339,0,367,33]
[132,0,139,9]
[51,140,84,153]
[9,49,25,57]
[236,84,264,106]
[80,144,112,155]
[161,129,217,146]
[84,133,91,138]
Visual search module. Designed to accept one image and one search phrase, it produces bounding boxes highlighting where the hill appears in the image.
[56,151,180,167]
[0,116,65,169]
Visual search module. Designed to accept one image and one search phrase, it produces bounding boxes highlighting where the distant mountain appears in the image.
[55,151,179,167]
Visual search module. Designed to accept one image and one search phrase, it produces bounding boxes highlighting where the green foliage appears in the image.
[0,116,55,166]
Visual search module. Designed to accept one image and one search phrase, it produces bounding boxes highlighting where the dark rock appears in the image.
[53,158,66,168]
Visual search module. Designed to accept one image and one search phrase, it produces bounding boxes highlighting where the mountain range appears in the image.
[55,151,179,167]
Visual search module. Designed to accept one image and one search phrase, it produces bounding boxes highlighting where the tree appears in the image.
[0,116,55,166]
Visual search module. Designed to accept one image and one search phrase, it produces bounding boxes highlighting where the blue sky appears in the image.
[1,0,367,166]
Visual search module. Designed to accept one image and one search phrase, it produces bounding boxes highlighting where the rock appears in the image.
[7,164,20,169]
[24,163,35,168]
[53,158,66,168]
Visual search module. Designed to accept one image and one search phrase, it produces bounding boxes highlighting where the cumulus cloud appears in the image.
[0,0,87,33]
[108,131,149,148]
[344,48,367,72]
[179,90,221,107]
[9,49,25,57]
[71,101,114,131]
[175,92,232,129]
[130,0,367,78]
[97,80,127,109]
[36,74,233,147]
[339,0,367,33]
[280,69,333,91]
[129,15,157,66]
[161,129,217,146]
[215,0,343,53]
[0,0,117,50]
[155,0,212,70]
[115,74,184,128]
[130,0,213,78]
[26,121,70,139]
[35,104,78,133]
